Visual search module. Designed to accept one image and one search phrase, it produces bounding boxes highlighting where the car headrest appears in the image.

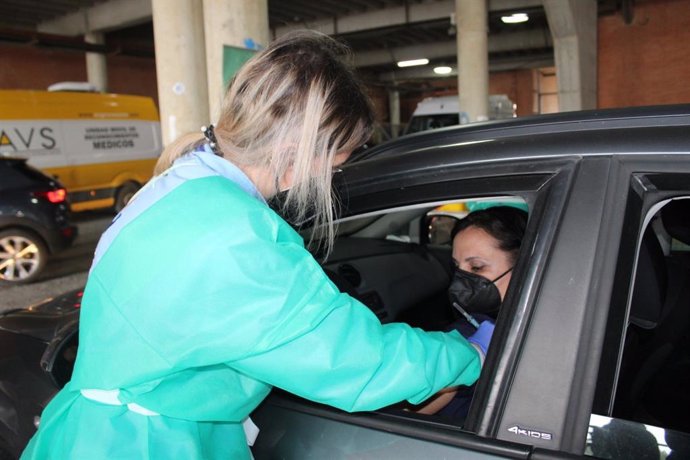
[661,200,690,245]
[629,228,667,329]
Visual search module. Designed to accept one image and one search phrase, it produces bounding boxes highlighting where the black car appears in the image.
[0,158,77,284]
[2,106,690,459]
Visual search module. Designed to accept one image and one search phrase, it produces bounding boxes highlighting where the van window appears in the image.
[406,114,461,135]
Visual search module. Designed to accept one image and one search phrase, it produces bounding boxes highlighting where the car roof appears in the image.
[351,104,690,164]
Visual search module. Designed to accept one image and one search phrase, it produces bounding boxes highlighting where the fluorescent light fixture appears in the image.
[433,66,452,75]
[397,58,429,68]
[501,13,529,24]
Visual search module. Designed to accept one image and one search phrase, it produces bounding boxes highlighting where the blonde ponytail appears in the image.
[214,31,374,255]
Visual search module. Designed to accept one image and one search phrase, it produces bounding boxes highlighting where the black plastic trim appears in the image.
[261,391,532,459]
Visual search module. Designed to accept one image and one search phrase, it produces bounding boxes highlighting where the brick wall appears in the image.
[489,69,535,117]
[106,54,158,106]
[0,42,158,106]
[598,0,690,107]
[0,43,86,89]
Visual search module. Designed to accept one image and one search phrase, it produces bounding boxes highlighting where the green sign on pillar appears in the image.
[222,45,257,88]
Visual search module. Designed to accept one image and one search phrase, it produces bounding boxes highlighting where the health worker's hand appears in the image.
[467,321,495,356]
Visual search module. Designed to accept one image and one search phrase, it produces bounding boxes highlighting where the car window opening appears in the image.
[612,198,690,434]
[320,196,529,427]
[589,198,690,458]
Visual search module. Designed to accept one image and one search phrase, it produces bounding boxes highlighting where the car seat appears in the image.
[661,199,690,247]
[641,200,690,431]
[613,225,668,421]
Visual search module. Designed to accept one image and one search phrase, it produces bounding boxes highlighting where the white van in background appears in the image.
[404,94,516,135]
[0,89,162,212]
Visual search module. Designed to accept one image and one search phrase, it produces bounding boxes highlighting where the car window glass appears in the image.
[590,197,690,458]
[0,160,47,189]
[252,401,514,459]
[585,414,690,459]
[0,161,25,189]
[671,238,690,252]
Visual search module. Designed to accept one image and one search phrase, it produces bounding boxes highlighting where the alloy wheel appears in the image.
[0,233,46,282]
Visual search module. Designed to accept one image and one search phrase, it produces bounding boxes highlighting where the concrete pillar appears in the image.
[388,88,401,139]
[85,32,107,92]
[152,0,209,146]
[456,0,489,122]
[202,0,270,122]
[543,0,598,111]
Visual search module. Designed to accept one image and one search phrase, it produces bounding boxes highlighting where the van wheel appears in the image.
[114,182,140,212]
[0,229,49,284]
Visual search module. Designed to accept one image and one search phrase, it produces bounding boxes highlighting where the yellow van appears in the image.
[0,90,162,212]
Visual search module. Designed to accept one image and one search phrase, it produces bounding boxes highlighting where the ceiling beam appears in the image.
[273,0,542,37]
[37,0,152,35]
[354,28,552,67]
[375,52,554,82]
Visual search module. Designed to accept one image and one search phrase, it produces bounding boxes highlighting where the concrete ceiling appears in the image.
[0,0,628,87]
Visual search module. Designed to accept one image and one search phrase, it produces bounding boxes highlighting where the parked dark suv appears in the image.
[0,157,77,283]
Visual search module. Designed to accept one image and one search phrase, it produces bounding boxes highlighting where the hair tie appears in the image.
[201,124,222,156]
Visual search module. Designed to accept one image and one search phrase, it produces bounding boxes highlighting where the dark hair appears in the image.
[451,206,528,264]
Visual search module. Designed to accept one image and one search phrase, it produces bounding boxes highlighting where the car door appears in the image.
[587,160,690,459]
[250,142,585,459]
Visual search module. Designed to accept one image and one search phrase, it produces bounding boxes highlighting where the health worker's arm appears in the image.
[129,202,482,413]
[224,240,482,412]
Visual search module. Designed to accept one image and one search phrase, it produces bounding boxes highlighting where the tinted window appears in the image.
[590,197,690,458]
[586,414,690,459]
[0,160,50,190]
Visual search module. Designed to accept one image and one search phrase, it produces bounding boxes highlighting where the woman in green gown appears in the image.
[22,30,491,460]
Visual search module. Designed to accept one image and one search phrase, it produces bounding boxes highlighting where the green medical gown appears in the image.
[22,172,481,459]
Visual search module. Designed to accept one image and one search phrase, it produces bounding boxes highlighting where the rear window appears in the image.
[406,114,461,135]
[0,159,52,190]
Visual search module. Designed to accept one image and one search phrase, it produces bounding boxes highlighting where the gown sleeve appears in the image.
[146,230,481,411]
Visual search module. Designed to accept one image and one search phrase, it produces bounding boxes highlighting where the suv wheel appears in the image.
[0,229,48,284]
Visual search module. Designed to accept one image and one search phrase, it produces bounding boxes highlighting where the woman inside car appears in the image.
[417,205,528,419]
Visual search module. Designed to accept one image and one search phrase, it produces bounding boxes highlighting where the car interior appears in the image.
[321,197,527,332]
[322,207,455,331]
[612,198,690,433]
